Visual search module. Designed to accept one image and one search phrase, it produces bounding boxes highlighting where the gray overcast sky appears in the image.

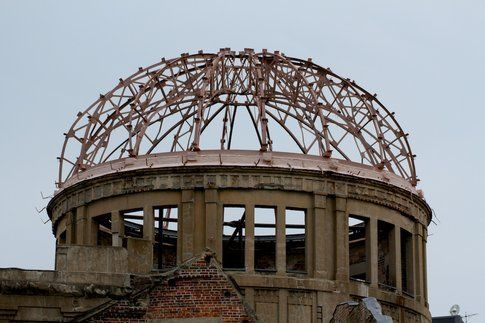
[0,0,483,318]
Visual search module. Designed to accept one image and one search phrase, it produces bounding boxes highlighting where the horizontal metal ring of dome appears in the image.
[58,48,417,187]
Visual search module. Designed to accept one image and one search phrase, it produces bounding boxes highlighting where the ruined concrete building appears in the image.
[0,49,432,322]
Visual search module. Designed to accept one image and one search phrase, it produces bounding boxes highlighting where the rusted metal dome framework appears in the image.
[59,48,417,187]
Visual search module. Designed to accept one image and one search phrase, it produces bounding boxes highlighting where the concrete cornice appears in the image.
[47,163,432,232]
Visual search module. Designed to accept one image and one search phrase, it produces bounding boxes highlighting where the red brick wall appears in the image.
[88,253,254,323]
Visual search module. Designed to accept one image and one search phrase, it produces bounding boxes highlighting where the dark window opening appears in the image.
[58,231,66,245]
[378,220,394,289]
[223,206,245,270]
[122,209,144,247]
[94,213,112,246]
[254,207,276,272]
[401,229,414,295]
[154,207,178,270]
[70,209,77,244]
[286,208,306,273]
[349,215,368,281]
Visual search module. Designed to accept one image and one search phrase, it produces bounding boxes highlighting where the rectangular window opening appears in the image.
[378,220,394,290]
[223,206,246,270]
[70,209,77,244]
[94,213,112,246]
[122,209,144,247]
[349,215,368,282]
[254,206,276,272]
[401,229,414,296]
[286,208,306,273]
[154,207,178,270]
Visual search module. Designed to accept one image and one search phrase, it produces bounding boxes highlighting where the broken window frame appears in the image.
[401,228,414,297]
[348,214,369,282]
[254,206,277,273]
[222,206,246,270]
[285,208,306,273]
[93,213,112,246]
[121,209,144,247]
[153,206,179,271]
[377,220,395,291]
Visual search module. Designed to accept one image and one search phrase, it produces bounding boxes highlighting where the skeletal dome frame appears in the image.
[59,48,417,188]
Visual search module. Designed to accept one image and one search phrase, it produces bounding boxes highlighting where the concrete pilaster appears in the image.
[414,223,424,302]
[75,206,88,245]
[366,217,378,287]
[313,194,326,278]
[276,205,286,275]
[323,196,336,280]
[422,226,428,302]
[177,202,183,265]
[335,197,348,281]
[66,211,76,245]
[181,189,195,261]
[87,212,98,246]
[245,204,255,274]
[205,189,218,253]
[193,190,205,256]
[305,207,314,276]
[111,210,122,247]
[278,289,288,323]
[143,205,154,241]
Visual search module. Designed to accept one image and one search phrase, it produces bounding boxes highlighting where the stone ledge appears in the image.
[0,279,132,298]
[0,268,130,287]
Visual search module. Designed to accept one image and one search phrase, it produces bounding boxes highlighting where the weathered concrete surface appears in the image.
[56,245,129,273]
[0,265,131,294]
[127,237,153,274]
